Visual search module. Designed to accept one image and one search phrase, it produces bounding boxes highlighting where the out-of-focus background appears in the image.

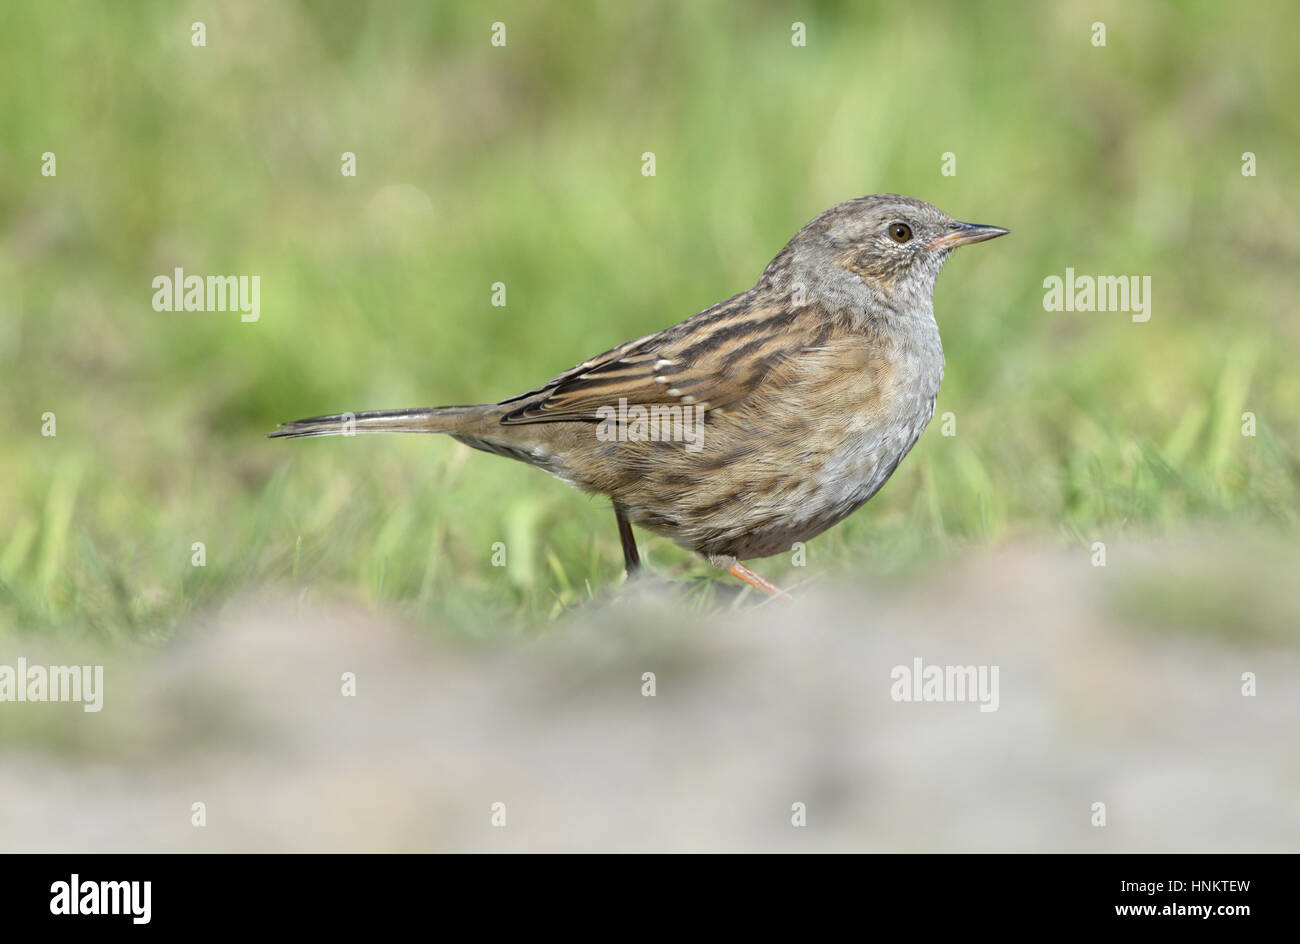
[0,1,1297,852]
[5,536,1299,852]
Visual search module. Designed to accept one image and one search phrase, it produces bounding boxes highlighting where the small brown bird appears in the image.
[271,195,1007,598]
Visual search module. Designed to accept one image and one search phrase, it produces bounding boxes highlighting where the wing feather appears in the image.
[498,294,809,424]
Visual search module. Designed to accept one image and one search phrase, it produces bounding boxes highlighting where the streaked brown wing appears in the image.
[498,295,809,425]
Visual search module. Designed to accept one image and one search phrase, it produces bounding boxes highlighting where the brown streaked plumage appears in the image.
[269,195,1008,598]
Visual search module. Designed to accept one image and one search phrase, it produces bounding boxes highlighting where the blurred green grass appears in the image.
[1,0,1297,638]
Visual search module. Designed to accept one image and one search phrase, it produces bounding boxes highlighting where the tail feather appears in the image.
[267,406,484,439]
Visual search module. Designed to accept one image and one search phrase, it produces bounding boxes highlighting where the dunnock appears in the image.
[271,195,1008,598]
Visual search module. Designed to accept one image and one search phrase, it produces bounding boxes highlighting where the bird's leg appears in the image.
[728,562,793,601]
[613,502,641,576]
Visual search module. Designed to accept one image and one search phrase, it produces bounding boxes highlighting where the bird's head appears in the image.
[774,194,1008,311]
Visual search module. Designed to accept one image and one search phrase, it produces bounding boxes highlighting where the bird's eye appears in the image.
[889,222,913,243]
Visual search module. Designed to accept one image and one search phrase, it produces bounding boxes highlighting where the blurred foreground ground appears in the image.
[2,532,1297,852]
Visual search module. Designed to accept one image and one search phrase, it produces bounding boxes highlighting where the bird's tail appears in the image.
[267,405,487,440]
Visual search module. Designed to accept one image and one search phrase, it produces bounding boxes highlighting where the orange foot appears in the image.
[728,562,793,601]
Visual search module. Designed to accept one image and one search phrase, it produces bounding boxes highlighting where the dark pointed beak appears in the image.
[926,221,1010,251]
